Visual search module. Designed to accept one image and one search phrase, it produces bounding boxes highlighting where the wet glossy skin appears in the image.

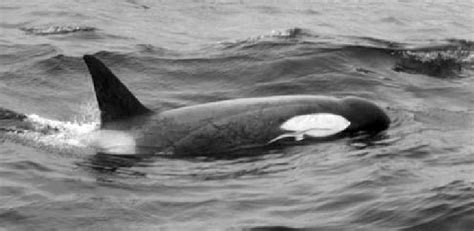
[116,95,390,156]
[83,54,390,157]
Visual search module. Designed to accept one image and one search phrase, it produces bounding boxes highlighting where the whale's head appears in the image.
[340,97,390,134]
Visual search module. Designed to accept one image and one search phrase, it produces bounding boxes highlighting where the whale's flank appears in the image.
[83,55,151,127]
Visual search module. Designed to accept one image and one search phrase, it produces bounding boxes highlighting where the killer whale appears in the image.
[83,55,390,156]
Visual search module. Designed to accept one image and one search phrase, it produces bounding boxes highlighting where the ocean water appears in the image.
[1,0,473,230]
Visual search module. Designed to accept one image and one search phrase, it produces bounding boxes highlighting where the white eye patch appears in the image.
[268,113,350,144]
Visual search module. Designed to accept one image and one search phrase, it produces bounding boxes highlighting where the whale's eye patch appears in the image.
[268,113,350,144]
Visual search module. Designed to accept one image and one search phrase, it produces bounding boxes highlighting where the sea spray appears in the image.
[22,114,99,147]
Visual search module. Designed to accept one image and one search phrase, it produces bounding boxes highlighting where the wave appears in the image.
[20,25,96,35]
[0,107,26,121]
[402,180,474,231]
[0,103,101,153]
[1,111,140,156]
[19,114,98,146]
[217,28,472,75]
[17,27,470,85]
[393,47,471,77]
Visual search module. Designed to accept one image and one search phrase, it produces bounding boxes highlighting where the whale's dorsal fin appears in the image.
[83,55,151,127]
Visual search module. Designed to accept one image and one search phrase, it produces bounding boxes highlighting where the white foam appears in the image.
[21,114,99,147]
[17,114,137,155]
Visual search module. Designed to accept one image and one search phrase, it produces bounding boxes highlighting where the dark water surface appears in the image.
[1,1,473,230]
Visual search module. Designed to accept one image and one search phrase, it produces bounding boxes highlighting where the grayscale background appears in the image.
[0,1,473,230]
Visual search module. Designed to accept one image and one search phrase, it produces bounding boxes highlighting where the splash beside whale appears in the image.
[81,55,390,157]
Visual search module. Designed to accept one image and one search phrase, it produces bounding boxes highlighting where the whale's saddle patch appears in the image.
[269,113,350,144]
[83,55,151,127]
